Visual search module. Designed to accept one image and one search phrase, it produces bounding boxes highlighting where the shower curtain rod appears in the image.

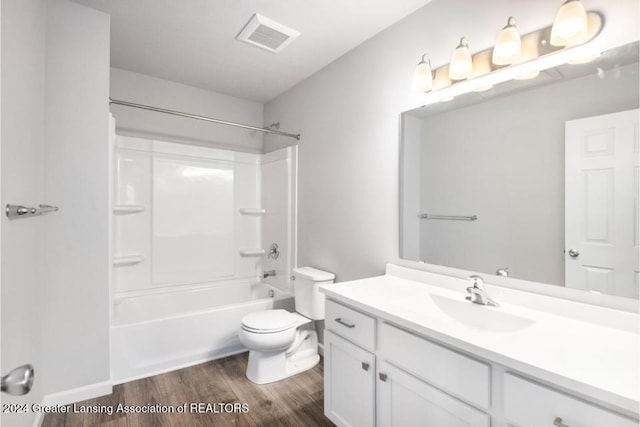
[109,97,301,140]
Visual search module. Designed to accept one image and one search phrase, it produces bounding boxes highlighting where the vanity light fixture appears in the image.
[550,0,588,47]
[472,51,494,91]
[432,67,452,91]
[411,3,603,104]
[514,37,540,80]
[492,17,522,65]
[412,54,434,92]
[449,38,473,80]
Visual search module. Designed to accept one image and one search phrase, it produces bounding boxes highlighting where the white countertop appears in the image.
[320,269,639,415]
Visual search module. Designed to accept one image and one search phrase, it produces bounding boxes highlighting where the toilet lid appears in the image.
[241,309,298,333]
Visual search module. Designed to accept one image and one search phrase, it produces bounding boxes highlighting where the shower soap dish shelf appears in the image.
[239,208,266,215]
[239,248,266,257]
[113,205,146,215]
[113,254,145,267]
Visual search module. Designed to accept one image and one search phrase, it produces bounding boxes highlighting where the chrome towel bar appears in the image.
[420,213,477,221]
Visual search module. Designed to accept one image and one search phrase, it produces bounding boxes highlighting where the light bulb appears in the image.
[412,54,433,92]
[492,17,521,66]
[449,37,473,81]
[550,0,588,46]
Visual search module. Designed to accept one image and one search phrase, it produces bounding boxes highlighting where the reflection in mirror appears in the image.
[401,41,639,299]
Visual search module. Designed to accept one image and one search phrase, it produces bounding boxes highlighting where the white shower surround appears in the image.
[111,136,297,382]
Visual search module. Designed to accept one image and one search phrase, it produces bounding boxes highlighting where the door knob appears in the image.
[568,248,580,258]
[1,364,34,395]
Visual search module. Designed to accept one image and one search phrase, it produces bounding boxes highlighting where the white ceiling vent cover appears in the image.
[236,13,300,54]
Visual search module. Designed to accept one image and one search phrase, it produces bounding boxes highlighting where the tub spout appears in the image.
[263,270,276,279]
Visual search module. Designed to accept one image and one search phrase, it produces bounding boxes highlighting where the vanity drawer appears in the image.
[379,322,490,410]
[504,373,637,427]
[326,300,376,351]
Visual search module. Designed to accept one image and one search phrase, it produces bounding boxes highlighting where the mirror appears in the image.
[401,41,639,299]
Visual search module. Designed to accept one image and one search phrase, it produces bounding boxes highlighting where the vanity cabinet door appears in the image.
[377,361,490,427]
[324,330,376,427]
[504,373,637,427]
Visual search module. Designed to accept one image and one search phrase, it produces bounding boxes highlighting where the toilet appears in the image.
[239,266,335,384]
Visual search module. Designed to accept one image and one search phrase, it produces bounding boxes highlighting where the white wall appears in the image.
[1,0,46,425]
[110,68,265,153]
[42,0,111,397]
[263,0,639,282]
[419,65,639,285]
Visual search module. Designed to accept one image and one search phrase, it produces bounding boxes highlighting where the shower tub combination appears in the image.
[111,280,293,382]
[111,136,297,383]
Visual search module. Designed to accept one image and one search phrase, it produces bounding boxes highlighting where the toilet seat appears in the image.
[241,309,298,334]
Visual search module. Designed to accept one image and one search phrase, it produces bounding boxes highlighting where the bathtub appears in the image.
[110,280,294,383]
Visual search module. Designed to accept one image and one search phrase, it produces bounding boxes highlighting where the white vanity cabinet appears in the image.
[324,330,376,427]
[377,361,489,427]
[324,300,377,426]
[323,297,638,427]
[503,374,638,427]
[324,299,491,427]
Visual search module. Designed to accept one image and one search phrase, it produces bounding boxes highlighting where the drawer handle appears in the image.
[334,318,355,328]
[553,417,570,427]
[361,362,370,371]
[379,373,388,382]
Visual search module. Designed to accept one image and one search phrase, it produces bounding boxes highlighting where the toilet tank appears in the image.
[292,267,335,320]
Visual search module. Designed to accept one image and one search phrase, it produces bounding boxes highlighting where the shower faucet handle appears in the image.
[268,243,280,260]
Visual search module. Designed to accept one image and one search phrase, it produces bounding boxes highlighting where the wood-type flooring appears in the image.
[42,352,334,427]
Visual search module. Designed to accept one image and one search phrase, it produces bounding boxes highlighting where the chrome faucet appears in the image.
[263,270,276,279]
[465,275,499,307]
[496,267,509,277]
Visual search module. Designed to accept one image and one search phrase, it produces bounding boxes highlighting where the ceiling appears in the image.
[72,0,432,103]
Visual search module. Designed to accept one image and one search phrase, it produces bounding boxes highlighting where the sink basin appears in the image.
[430,294,535,333]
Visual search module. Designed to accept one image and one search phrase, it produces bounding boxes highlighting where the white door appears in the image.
[1,0,44,424]
[324,330,376,427]
[376,361,489,427]
[565,109,639,298]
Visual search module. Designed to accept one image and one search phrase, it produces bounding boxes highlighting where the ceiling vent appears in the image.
[236,13,300,54]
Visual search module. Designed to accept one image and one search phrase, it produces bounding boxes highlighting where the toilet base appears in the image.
[246,328,319,384]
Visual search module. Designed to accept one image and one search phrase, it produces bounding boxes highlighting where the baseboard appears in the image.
[111,348,247,385]
[317,342,324,356]
[33,411,46,427]
[32,381,112,427]
[44,381,112,406]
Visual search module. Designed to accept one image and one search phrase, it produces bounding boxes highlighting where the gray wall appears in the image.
[263,0,639,283]
[419,65,639,285]
[43,0,111,396]
[110,68,265,153]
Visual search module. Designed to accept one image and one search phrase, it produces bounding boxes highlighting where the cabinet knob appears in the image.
[553,417,570,427]
[378,373,388,382]
[361,362,370,371]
